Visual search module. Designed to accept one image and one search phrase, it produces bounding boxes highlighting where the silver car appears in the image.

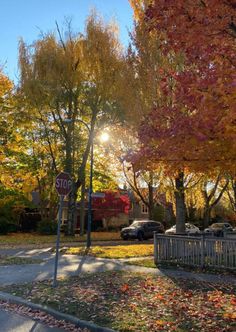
[204,223,233,236]
[165,223,201,235]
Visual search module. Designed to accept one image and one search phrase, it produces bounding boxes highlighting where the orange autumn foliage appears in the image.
[130,1,236,173]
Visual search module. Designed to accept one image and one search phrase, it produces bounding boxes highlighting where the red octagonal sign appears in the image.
[55,172,72,196]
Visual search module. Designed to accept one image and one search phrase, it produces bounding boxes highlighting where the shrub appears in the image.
[19,210,41,232]
[37,219,57,235]
[7,222,20,233]
[0,216,10,235]
[0,186,34,231]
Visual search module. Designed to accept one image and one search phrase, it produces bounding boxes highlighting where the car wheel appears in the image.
[137,231,144,241]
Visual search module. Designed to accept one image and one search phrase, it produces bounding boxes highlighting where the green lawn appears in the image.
[0,255,43,265]
[124,258,236,276]
[1,271,235,332]
[0,232,121,247]
[125,257,156,268]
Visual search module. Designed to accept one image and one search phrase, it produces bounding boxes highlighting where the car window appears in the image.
[131,221,146,227]
[210,223,222,229]
[155,222,162,228]
[151,222,159,226]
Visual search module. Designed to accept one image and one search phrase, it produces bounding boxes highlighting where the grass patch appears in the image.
[1,271,235,331]
[0,232,121,247]
[63,244,154,259]
[125,258,236,276]
[0,255,43,265]
[125,257,156,268]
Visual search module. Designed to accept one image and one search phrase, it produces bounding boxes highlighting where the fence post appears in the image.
[200,234,204,268]
[154,232,158,265]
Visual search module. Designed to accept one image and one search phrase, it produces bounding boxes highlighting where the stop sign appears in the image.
[55,172,72,196]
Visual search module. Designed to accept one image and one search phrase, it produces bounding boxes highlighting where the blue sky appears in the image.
[0,0,133,82]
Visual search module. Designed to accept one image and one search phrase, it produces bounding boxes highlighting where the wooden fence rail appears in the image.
[154,234,236,269]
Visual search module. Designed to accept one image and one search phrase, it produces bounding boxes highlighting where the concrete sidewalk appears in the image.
[0,248,235,285]
[0,248,235,332]
[0,309,67,332]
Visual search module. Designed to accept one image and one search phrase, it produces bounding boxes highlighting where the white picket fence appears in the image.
[154,234,236,269]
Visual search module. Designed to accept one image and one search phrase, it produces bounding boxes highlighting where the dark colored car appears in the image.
[204,222,233,237]
[121,220,164,241]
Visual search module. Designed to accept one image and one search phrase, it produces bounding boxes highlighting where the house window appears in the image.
[141,203,148,214]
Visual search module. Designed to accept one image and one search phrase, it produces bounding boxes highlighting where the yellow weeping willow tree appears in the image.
[18,12,126,235]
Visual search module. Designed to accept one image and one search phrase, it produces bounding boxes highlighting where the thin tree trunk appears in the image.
[64,118,74,236]
[66,183,76,236]
[203,206,211,229]
[66,108,98,236]
[233,180,236,212]
[80,178,86,236]
[175,171,186,234]
[228,177,236,212]
[148,172,154,220]
[202,175,229,229]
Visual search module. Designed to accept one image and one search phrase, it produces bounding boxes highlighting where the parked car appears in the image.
[120,220,164,241]
[204,222,233,237]
[165,223,201,235]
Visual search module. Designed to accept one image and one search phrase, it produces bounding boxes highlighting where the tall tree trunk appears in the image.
[67,110,98,235]
[203,205,211,229]
[65,126,73,175]
[66,183,77,236]
[233,179,236,212]
[228,177,236,212]
[148,172,154,220]
[201,174,229,230]
[175,171,186,234]
[64,119,74,236]
[80,177,86,236]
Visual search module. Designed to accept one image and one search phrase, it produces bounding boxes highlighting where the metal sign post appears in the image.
[86,142,94,249]
[53,194,64,287]
[53,172,72,287]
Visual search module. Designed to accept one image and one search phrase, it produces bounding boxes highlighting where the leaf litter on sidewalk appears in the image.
[1,271,235,332]
[0,300,88,332]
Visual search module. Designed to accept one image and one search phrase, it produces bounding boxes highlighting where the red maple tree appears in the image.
[129,0,236,232]
[141,0,236,170]
[92,191,130,221]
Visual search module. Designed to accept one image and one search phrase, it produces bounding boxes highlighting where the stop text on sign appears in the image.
[55,172,73,196]
[56,178,72,189]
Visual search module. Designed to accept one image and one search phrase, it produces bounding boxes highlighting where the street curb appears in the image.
[0,291,116,332]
